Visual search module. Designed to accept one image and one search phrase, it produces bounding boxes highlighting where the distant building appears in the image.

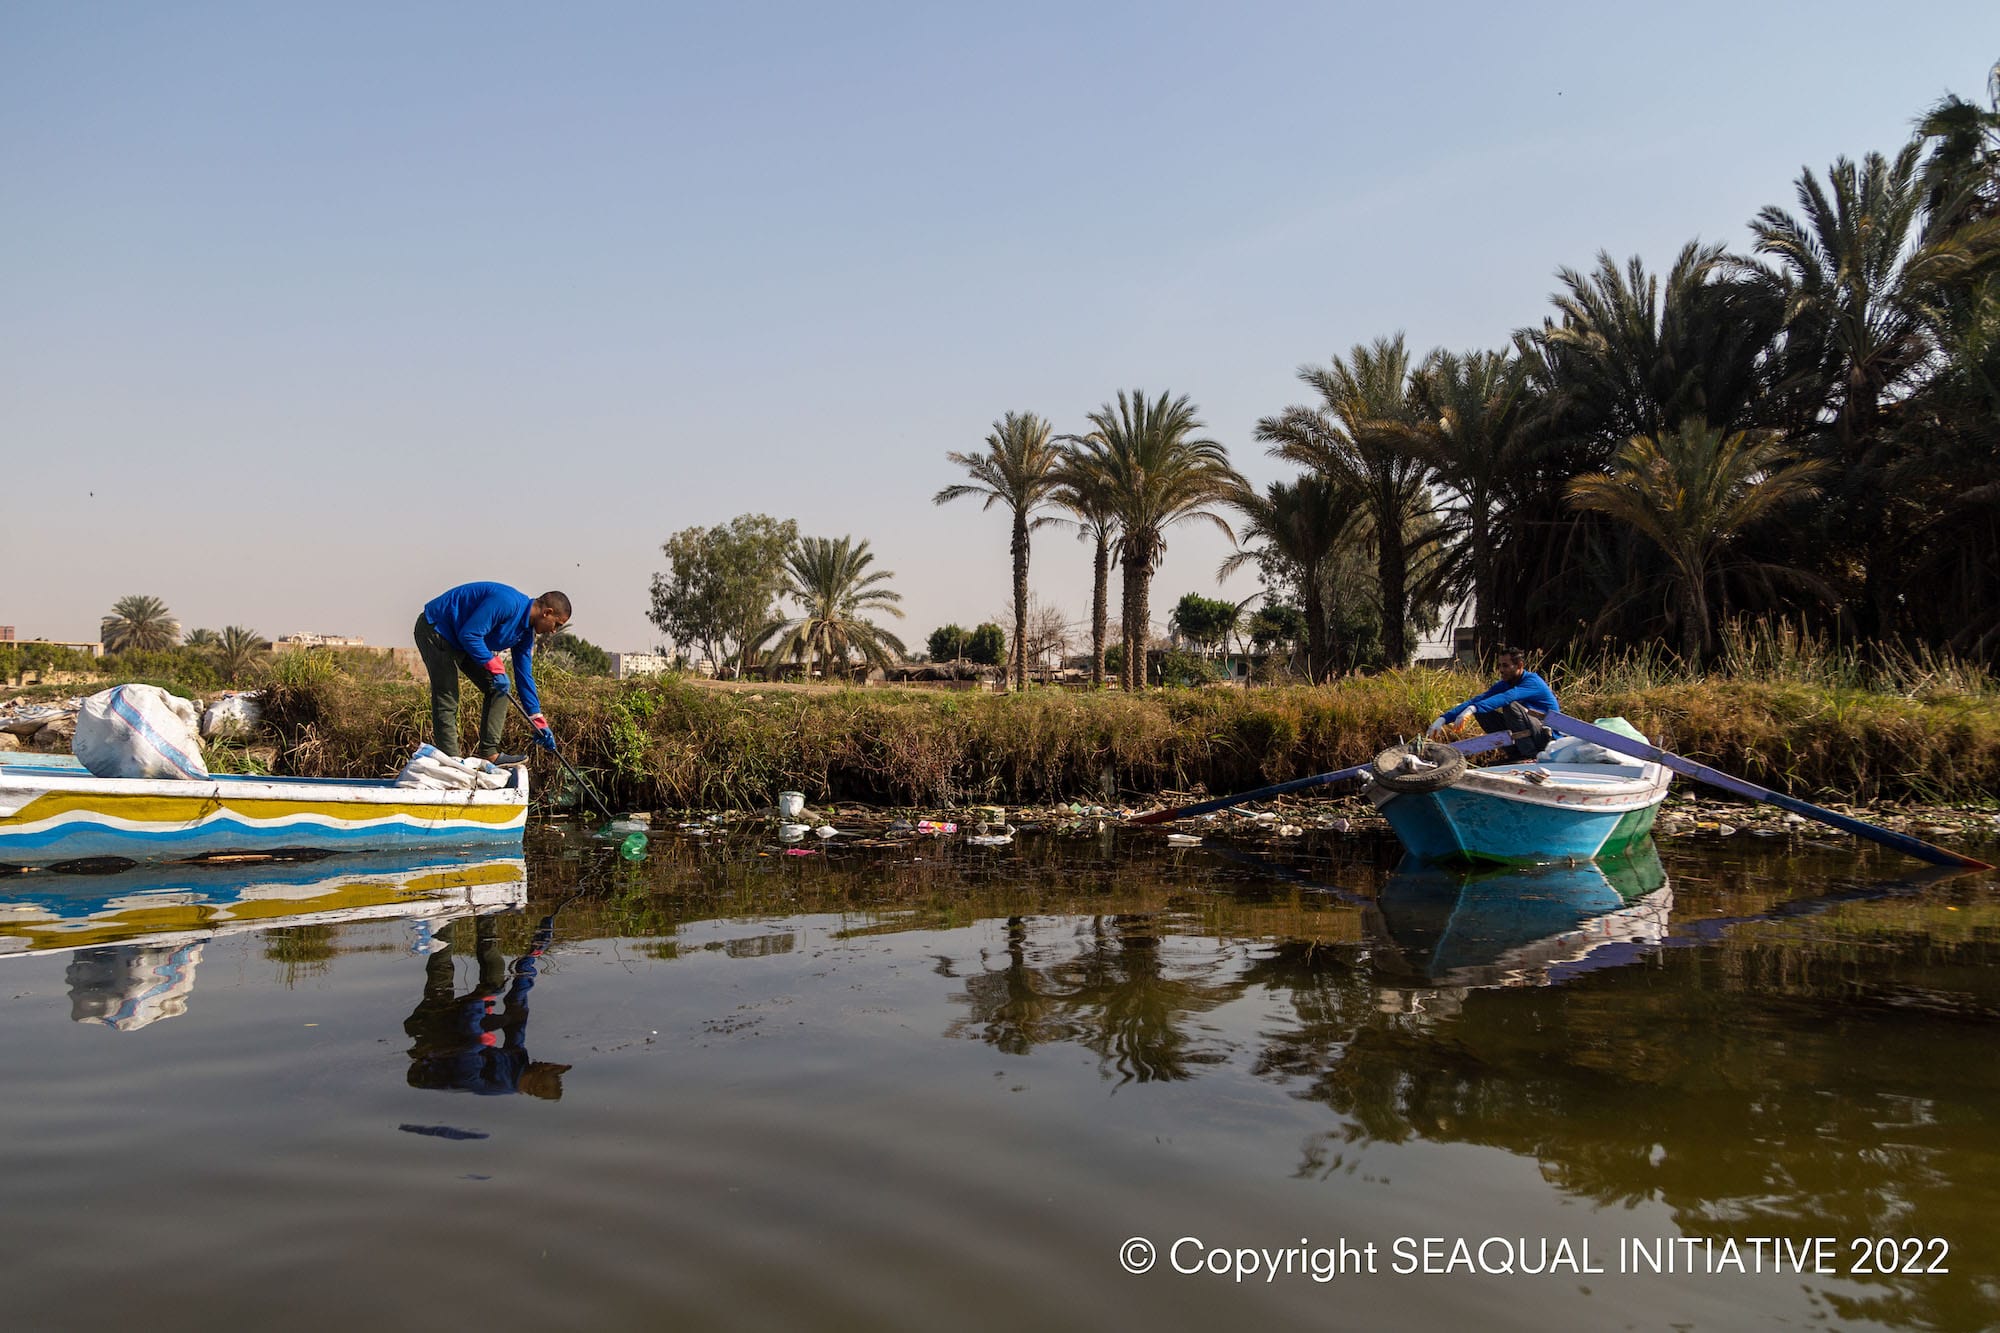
[275,633,367,651]
[1,629,105,658]
[610,651,673,680]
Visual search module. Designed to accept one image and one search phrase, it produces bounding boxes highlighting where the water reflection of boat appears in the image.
[1372,843,1671,1009]
[0,854,528,960]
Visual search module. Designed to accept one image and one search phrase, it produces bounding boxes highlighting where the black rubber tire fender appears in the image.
[1369,741,1467,794]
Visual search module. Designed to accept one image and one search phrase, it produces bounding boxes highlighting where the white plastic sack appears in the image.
[200,692,263,741]
[73,685,209,780]
[395,744,509,791]
[1541,735,1617,765]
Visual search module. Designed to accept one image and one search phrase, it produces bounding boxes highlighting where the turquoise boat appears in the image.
[1364,720,1672,865]
[0,756,528,868]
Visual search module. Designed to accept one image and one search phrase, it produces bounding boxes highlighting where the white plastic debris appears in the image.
[199,691,263,741]
[74,685,208,780]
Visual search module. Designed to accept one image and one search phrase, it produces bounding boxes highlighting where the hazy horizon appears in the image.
[6,5,1995,657]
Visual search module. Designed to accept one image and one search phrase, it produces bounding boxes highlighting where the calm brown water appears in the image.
[3,825,1997,1332]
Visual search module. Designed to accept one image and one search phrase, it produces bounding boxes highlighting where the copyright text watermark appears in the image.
[1118,1235,1950,1282]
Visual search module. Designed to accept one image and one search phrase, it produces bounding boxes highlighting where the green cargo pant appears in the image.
[414,614,508,758]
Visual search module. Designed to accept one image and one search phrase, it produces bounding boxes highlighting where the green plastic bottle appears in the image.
[619,832,648,860]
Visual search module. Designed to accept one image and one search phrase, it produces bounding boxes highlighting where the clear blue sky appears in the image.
[5,4,1995,656]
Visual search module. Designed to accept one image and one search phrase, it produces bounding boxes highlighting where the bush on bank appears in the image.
[255,669,2000,809]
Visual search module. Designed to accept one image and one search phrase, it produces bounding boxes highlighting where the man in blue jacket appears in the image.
[1429,646,1558,760]
[414,583,570,761]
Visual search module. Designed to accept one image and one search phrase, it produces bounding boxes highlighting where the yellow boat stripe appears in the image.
[0,789,524,828]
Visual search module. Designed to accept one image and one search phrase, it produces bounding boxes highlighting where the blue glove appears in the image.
[530,714,557,752]
[485,672,511,698]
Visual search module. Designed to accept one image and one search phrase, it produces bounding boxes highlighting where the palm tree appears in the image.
[1066,391,1241,690]
[215,626,272,682]
[1411,349,1533,652]
[184,628,221,650]
[934,411,1063,691]
[1220,474,1357,683]
[1048,449,1122,688]
[1567,425,1829,664]
[753,536,907,680]
[1747,145,1997,634]
[1533,243,1782,446]
[1258,337,1433,668]
[101,595,179,653]
[1916,62,2000,239]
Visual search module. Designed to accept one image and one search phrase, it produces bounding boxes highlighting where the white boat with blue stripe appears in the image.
[0,756,528,868]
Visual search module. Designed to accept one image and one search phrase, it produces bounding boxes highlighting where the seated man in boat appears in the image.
[1429,646,1558,760]
[415,583,569,762]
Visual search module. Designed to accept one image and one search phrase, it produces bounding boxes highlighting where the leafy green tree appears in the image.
[101,595,179,654]
[1169,593,1237,657]
[541,631,613,676]
[923,623,1003,664]
[754,536,907,678]
[1066,391,1241,690]
[184,628,220,650]
[927,624,970,661]
[1246,603,1307,677]
[650,514,799,676]
[214,626,271,682]
[1567,425,1829,664]
[1258,338,1431,668]
[935,411,1063,691]
[965,623,1007,666]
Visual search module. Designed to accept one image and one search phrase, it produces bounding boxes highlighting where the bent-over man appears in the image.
[415,582,569,761]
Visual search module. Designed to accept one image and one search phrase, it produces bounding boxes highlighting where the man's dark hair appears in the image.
[1495,645,1528,663]
[537,591,572,620]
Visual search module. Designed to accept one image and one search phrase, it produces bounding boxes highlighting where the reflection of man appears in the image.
[404,913,569,1099]
[66,943,203,1031]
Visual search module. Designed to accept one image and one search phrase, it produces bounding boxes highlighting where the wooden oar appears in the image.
[1536,711,1994,872]
[1129,729,1516,826]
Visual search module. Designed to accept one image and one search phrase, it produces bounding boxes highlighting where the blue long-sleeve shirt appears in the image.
[1445,670,1559,724]
[424,582,543,716]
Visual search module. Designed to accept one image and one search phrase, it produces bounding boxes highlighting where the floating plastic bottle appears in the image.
[619,832,648,860]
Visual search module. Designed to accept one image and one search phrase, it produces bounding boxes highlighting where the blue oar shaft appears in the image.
[1131,730,1515,826]
[1538,711,1992,871]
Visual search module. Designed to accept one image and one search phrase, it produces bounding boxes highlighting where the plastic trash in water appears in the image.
[1165,833,1202,846]
[916,820,957,834]
[605,818,647,833]
[966,833,1013,847]
[813,824,838,839]
[619,832,648,860]
[777,791,806,819]
[778,822,810,841]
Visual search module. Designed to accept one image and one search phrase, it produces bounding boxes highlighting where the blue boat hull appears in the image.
[1374,782,1663,865]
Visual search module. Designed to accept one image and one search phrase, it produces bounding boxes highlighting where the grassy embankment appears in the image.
[251,655,2000,810]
